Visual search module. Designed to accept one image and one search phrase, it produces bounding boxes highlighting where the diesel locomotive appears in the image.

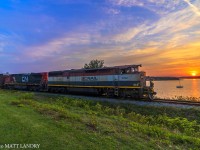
[0,64,156,100]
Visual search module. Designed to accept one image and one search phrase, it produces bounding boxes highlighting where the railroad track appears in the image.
[40,91,200,107]
[153,99,200,106]
[6,89,200,107]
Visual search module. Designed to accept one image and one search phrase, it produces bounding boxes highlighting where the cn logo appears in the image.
[22,76,29,82]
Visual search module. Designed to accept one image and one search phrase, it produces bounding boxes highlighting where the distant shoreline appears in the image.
[151,76,200,81]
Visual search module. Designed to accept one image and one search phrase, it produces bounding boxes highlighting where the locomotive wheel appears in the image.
[148,91,154,101]
[106,89,114,97]
[119,90,126,98]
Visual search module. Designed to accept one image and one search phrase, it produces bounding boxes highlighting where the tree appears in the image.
[84,59,105,69]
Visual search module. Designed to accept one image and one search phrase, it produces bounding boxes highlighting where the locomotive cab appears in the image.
[116,65,156,100]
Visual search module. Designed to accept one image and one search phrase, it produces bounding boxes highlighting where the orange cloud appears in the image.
[96,41,200,77]
[142,41,200,76]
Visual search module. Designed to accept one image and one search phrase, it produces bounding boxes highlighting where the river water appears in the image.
[153,79,200,100]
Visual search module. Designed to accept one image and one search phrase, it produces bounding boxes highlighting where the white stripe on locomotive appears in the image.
[48,74,141,82]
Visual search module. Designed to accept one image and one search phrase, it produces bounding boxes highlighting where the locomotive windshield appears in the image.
[120,66,139,74]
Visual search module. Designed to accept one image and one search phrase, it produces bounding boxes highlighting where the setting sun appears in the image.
[192,73,196,76]
[190,71,198,76]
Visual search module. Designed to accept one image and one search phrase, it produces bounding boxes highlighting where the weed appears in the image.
[172,96,200,102]
[18,92,34,100]
[10,100,21,106]
[86,115,98,131]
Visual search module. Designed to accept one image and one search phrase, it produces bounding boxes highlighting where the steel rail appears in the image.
[152,99,200,106]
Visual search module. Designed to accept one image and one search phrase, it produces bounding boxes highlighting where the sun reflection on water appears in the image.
[154,79,200,100]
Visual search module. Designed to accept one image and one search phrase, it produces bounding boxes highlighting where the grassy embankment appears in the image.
[1,89,200,150]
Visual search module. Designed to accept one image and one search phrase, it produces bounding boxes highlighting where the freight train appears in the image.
[0,64,156,100]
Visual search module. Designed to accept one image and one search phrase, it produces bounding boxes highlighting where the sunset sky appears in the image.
[0,0,200,76]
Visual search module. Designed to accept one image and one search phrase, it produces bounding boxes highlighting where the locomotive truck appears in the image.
[0,64,156,100]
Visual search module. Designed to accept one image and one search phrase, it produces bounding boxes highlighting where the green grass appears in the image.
[1,89,200,149]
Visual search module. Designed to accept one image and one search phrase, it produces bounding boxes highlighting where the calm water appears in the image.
[154,79,200,99]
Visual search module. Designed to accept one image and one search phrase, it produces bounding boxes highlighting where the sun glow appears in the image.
[192,73,196,76]
[190,71,197,76]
